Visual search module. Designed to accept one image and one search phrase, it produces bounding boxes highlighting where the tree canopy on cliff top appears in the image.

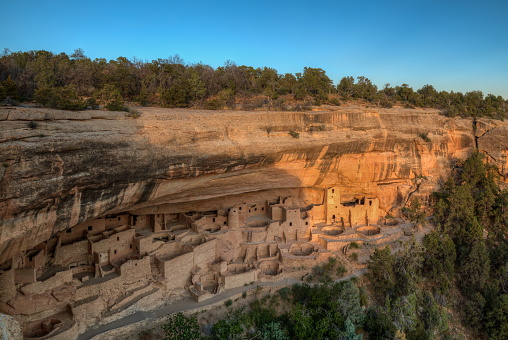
[0,49,506,118]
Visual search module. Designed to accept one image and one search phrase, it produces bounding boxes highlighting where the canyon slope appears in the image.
[2,105,505,263]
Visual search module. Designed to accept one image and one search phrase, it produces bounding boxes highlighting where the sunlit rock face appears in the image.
[2,105,495,262]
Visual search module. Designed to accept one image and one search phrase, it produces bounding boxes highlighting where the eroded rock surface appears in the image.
[0,106,486,262]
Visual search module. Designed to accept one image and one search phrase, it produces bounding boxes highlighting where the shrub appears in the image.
[125,108,142,118]
[308,125,326,132]
[162,312,201,340]
[418,132,431,142]
[242,291,247,299]
[27,121,38,129]
[225,299,233,307]
[350,242,360,249]
[328,97,341,106]
[35,85,87,110]
[2,97,19,106]
[380,100,393,108]
[289,130,300,139]
[85,98,99,109]
[205,98,222,110]
[105,99,126,111]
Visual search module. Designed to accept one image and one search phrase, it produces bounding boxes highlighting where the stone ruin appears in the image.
[0,186,405,339]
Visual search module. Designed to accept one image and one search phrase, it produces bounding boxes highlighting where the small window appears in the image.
[289,222,293,226]
[239,207,242,210]
[88,226,93,231]
[262,207,264,211]
[224,221,227,225]
[369,201,372,206]
[130,244,132,249]
[114,250,117,254]
[249,209,251,213]
[117,237,120,241]
[213,218,216,222]
[66,228,72,233]
[118,217,121,221]
[305,222,309,225]
[332,189,335,193]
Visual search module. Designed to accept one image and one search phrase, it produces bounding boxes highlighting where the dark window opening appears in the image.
[369,201,372,206]
[114,250,117,254]
[332,215,336,220]
[306,222,309,225]
[130,244,132,249]
[88,226,93,231]
[66,228,72,233]
[224,221,227,225]
[255,208,257,211]
[213,218,216,222]
[289,222,293,226]
[118,217,121,221]
[332,189,335,193]
[117,237,120,241]
[239,207,242,210]
[261,207,264,211]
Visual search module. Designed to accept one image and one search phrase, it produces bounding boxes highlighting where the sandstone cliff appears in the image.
[1,105,503,263]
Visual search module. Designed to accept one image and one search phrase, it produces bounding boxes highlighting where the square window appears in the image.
[88,226,93,231]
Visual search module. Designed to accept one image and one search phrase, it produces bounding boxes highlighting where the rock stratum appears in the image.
[2,105,506,261]
[1,105,507,338]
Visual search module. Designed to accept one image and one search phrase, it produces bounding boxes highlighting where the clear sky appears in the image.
[1,0,507,97]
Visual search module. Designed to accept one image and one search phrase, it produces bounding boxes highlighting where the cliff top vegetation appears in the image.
[0,49,506,120]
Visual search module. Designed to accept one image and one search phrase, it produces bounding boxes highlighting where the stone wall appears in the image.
[223,269,258,290]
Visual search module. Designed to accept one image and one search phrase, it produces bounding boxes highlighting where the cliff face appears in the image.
[0,106,500,263]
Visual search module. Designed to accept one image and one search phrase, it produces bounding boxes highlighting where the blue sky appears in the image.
[1,0,507,97]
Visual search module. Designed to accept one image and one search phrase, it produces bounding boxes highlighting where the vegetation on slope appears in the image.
[0,49,506,118]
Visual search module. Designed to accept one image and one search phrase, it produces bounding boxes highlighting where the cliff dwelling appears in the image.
[0,187,411,339]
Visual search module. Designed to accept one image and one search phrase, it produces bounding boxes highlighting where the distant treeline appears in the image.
[0,48,506,118]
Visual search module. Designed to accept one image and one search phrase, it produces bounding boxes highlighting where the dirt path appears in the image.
[77,269,365,340]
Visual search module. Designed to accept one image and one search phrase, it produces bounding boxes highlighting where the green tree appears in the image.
[34,85,87,110]
[162,313,201,340]
[0,75,20,101]
[255,322,289,340]
[300,67,332,99]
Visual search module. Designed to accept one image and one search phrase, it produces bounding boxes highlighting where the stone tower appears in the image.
[228,207,240,228]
